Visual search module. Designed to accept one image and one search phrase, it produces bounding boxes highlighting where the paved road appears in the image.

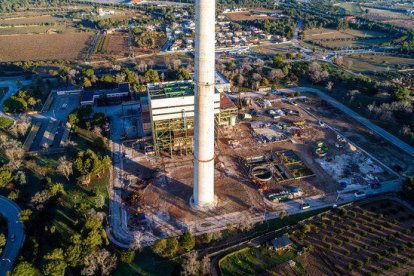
[280,87,414,158]
[0,197,24,276]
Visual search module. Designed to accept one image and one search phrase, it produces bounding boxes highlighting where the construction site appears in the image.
[114,82,401,239]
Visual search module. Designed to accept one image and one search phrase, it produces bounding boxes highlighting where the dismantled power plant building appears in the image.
[142,79,237,157]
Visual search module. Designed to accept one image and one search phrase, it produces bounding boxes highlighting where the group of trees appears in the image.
[3,88,43,114]
[153,231,195,258]
[74,149,111,185]
[0,0,71,12]
[13,207,117,276]
[247,17,297,39]
[134,31,165,51]
[219,54,298,91]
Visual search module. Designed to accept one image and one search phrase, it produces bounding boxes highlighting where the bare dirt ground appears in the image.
[0,32,94,61]
[0,14,59,25]
[303,94,414,176]
[120,93,397,237]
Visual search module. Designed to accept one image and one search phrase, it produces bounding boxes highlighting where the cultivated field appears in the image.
[225,11,278,21]
[362,7,414,30]
[251,43,299,55]
[342,53,414,74]
[0,32,94,61]
[303,28,391,50]
[337,3,363,14]
[0,25,76,35]
[0,14,59,25]
[293,199,414,275]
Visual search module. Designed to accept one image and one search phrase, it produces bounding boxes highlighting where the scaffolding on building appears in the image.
[152,114,222,157]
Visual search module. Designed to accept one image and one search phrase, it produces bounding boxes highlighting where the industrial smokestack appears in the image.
[192,0,216,208]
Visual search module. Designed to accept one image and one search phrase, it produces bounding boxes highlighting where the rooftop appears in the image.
[148,81,195,100]
[271,235,293,249]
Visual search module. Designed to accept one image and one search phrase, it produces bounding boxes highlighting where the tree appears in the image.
[50,183,66,196]
[100,74,116,83]
[14,170,26,185]
[301,224,312,234]
[42,248,67,276]
[8,190,18,200]
[177,67,191,81]
[180,232,195,252]
[119,250,135,264]
[83,69,95,78]
[65,234,84,267]
[0,233,6,254]
[56,156,73,181]
[133,231,142,251]
[308,62,329,84]
[153,239,167,256]
[74,149,111,184]
[181,251,199,276]
[11,261,38,276]
[3,96,27,113]
[201,233,212,244]
[19,209,32,222]
[81,249,117,276]
[181,251,210,276]
[83,78,92,88]
[0,117,13,129]
[393,87,411,102]
[273,54,285,68]
[144,69,160,83]
[164,237,179,257]
[0,169,12,188]
[326,81,334,91]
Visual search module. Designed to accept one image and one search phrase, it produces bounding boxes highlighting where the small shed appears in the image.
[270,235,293,252]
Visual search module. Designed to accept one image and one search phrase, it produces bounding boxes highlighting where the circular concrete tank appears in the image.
[251,166,273,182]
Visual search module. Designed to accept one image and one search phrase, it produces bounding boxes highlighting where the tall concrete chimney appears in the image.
[192,0,216,208]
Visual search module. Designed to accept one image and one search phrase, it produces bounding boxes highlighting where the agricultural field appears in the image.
[0,14,59,25]
[342,53,414,74]
[303,28,390,50]
[225,11,277,22]
[250,43,300,56]
[0,25,76,35]
[93,31,130,60]
[337,3,363,14]
[362,7,414,30]
[0,32,94,61]
[292,199,414,275]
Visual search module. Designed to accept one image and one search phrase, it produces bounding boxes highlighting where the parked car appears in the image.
[300,203,311,210]
[354,191,366,198]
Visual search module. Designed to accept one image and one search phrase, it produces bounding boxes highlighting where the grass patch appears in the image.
[219,246,301,275]
[342,54,414,74]
[338,3,363,14]
[115,247,179,276]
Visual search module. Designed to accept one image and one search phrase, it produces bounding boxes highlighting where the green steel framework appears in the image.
[152,109,240,157]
